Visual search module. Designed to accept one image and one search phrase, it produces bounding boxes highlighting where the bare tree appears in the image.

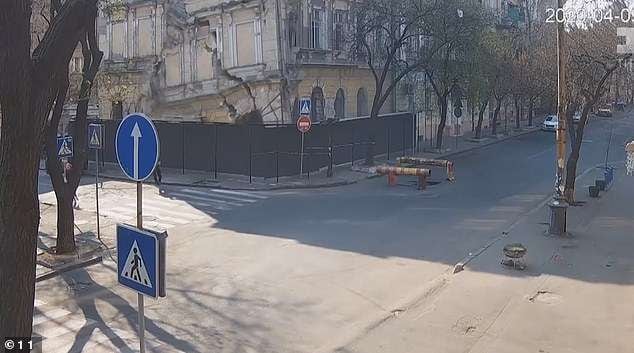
[0,0,101,337]
[563,21,626,203]
[351,0,444,164]
[468,30,512,139]
[423,0,489,149]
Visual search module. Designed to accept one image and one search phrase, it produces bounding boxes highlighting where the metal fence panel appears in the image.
[88,113,414,178]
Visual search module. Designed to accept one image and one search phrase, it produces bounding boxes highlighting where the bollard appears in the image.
[388,172,397,185]
[418,174,427,190]
[447,162,455,182]
[548,200,568,236]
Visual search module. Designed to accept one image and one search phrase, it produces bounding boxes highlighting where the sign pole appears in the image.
[62,158,68,184]
[95,149,101,241]
[136,181,146,353]
[300,132,305,176]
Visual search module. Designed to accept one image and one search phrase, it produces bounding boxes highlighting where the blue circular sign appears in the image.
[115,113,160,181]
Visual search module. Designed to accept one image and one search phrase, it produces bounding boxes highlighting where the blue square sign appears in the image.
[88,123,103,149]
[56,136,74,158]
[117,224,159,297]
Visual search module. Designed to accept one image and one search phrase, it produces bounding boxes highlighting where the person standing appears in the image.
[153,161,163,186]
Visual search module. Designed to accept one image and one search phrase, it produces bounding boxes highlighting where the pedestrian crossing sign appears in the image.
[88,123,103,149]
[121,240,152,287]
[117,224,167,298]
[56,136,74,158]
[300,97,311,115]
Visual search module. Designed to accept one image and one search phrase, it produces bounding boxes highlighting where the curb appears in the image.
[83,172,361,191]
[84,128,539,191]
[433,128,540,160]
[36,255,103,283]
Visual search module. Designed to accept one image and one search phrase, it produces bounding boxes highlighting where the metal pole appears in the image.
[95,149,101,241]
[549,0,568,236]
[249,127,252,184]
[276,150,279,183]
[181,124,185,175]
[136,181,146,353]
[555,0,567,197]
[387,127,391,160]
[300,132,305,176]
[605,124,614,169]
[402,118,406,157]
[214,125,218,180]
[453,115,458,150]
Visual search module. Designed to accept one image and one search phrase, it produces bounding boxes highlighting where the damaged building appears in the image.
[96,0,406,124]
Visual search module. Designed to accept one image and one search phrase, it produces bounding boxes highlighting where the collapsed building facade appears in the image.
[96,0,404,124]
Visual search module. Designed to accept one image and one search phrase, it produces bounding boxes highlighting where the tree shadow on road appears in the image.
[60,267,201,353]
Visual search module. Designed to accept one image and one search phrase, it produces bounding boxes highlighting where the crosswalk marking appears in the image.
[39,181,269,230]
[168,191,242,207]
[183,187,267,200]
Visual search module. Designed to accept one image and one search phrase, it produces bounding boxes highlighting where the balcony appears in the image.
[293,47,358,67]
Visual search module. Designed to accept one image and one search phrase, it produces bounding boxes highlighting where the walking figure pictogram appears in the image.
[120,240,152,288]
[129,248,147,285]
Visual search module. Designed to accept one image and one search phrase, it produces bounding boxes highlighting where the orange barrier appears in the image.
[376,165,431,190]
[396,157,455,181]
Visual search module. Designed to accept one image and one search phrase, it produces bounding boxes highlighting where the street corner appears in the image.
[36,236,105,283]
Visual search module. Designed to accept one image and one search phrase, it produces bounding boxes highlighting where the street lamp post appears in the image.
[549,0,568,235]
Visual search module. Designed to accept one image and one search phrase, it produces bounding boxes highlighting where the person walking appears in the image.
[73,193,80,210]
[153,161,163,187]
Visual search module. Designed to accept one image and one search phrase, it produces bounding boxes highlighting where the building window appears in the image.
[111,21,126,60]
[70,56,83,73]
[311,8,326,49]
[311,87,325,122]
[357,87,368,117]
[135,7,155,57]
[288,11,298,48]
[333,10,346,51]
[195,22,214,81]
[165,49,182,86]
[112,100,124,120]
[291,97,300,122]
[235,21,256,66]
[335,88,345,118]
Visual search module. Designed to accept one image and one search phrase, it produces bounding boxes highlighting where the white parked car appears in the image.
[542,115,558,131]
[573,112,582,123]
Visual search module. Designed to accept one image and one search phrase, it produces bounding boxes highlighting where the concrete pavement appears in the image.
[33,113,634,352]
[341,160,634,353]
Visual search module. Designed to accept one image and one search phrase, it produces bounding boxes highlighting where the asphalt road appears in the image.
[34,113,634,353]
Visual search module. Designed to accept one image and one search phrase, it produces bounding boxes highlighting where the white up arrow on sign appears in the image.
[131,123,142,180]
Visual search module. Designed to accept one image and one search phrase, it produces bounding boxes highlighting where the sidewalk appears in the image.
[339,163,634,352]
[35,203,110,282]
[86,126,539,190]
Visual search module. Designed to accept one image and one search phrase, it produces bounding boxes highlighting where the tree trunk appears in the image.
[0,113,42,338]
[364,110,379,166]
[564,103,592,203]
[514,96,521,129]
[435,96,448,150]
[491,98,502,135]
[475,100,488,139]
[56,192,76,253]
[471,99,475,132]
[1,0,99,336]
[563,143,581,203]
[0,1,40,338]
[528,98,534,126]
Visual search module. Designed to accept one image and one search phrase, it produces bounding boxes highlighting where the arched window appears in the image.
[311,87,325,122]
[357,88,368,117]
[334,88,345,119]
[291,97,299,123]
